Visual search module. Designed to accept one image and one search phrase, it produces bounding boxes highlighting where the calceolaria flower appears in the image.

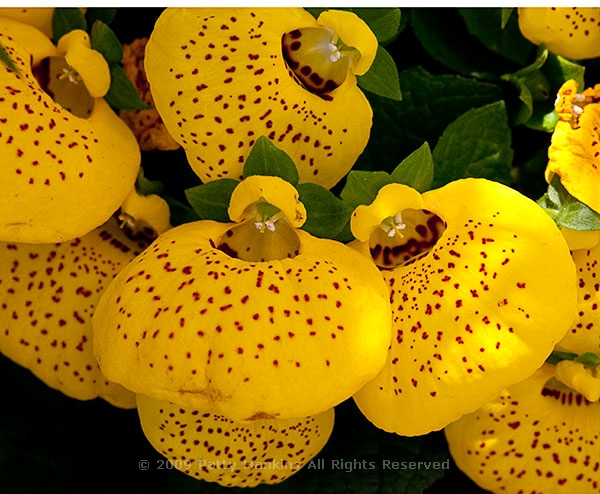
[0,7,54,37]
[546,79,600,215]
[0,16,140,243]
[0,213,151,408]
[145,8,377,188]
[555,233,600,355]
[445,363,600,493]
[350,179,577,436]
[119,38,180,151]
[518,7,600,60]
[93,175,392,421]
[137,393,334,487]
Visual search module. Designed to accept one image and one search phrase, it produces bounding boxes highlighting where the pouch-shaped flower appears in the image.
[93,175,392,421]
[546,79,600,215]
[350,178,577,436]
[0,16,140,243]
[445,363,600,493]
[144,8,377,188]
[0,214,149,408]
[555,235,600,356]
[518,7,600,60]
[137,393,334,487]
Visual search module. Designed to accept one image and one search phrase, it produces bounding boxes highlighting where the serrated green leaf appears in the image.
[296,183,353,239]
[352,8,401,44]
[391,142,434,192]
[357,46,401,101]
[538,176,600,230]
[52,8,87,43]
[340,171,393,209]
[432,101,513,188]
[355,67,503,173]
[184,179,239,223]
[91,20,123,64]
[242,136,299,184]
[104,64,152,110]
[459,8,535,65]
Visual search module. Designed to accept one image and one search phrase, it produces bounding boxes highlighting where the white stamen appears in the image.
[573,104,584,115]
[58,67,81,85]
[381,212,407,238]
[254,217,278,233]
[328,42,341,63]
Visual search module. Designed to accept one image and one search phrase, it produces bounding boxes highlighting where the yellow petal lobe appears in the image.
[0,18,141,243]
[137,394,334,487]
[518,7,600,60]
[57,29,111,98]
[352,179,577,436]
[0,8,54,38]
[93,219,392,421]
[0,216,146,408]
[555,360,600,402]
[145,7,373,188]
[445,364,600,493]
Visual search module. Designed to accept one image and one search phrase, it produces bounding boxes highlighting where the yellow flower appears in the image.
[546,80,600,215]
[556,236,600,355]
[0,214,151,408]
[518,7,600,60]
[93,175,392,421]
[0,7,54,37]
[137,393,334,487]
[445,363,600,493]
[119,38,180,151]
[350,179,577,436]
[144,8,377,188]
[0,16,140,243]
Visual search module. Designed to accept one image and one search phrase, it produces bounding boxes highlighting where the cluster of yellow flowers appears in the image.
[0,7,600,492]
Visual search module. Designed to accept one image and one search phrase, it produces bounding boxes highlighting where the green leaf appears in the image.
[242,136,299,184]
[85,7,118,27]
[164,196,200,226]
[355,66,503,173]
[135,168,165,196]
[104,64,152,110]
[410,7,519,76]
[391,142,434,192]
[352,8,401,44]
[501,8,514,29]
[296,183,353,239]
[184,179,239,223]
[575,352,600,366]
[357,46,402,101]
[432,101,514,188]
[340,171,393,209]
[52,8,87,43]
[0,42,18,74]
[538,175,600,230]
[90,20,123,64]
[546,350,578,365]
[458,8,535,65]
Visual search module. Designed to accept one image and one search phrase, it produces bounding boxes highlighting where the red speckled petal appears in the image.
[93,220,392,420]
[518,7,600,60]
[145,8,372,188]
[445,363,600,493]
[557,240,600,355]
[353,178,577,436]
[0,216,148,408]
[137,393,334,487]
[0,17,140,243]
